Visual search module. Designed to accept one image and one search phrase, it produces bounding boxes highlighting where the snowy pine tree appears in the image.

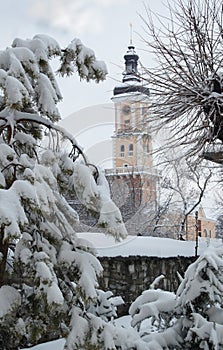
[129,247,223,349]
[176,247,223,349]
[0,34,129,350]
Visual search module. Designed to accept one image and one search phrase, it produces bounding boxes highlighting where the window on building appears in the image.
[129,143,133,156]
[120,145,125,157]
[122,105,131,115]
[124,119,130,130]
[141,107,148,126]
[143,142,150,154]
[146,143,150,154]
[142,106,148,116]
[204,229,208,237]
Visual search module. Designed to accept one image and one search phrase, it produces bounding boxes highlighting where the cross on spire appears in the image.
[130,22,133,45]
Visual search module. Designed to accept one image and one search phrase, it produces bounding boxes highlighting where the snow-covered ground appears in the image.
[22,339,65,350]
[22,234,222,350]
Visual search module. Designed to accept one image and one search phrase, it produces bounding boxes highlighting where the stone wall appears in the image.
[98,255,196,315]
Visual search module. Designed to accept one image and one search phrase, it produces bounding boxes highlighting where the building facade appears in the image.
[187,207,216,240]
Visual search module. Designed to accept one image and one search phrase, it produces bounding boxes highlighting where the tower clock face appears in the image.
[122,105,131,115]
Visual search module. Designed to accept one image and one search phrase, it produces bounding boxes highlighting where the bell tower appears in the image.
[105,36,159,230]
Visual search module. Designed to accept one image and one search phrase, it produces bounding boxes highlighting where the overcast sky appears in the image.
[0,0,166,117]
[1,0,219,216]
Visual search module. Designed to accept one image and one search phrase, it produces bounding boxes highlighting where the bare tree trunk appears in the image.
[0,227,8,287]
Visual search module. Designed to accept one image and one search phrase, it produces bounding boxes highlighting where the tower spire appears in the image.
[112,28,150,96]
[130,22,133,46]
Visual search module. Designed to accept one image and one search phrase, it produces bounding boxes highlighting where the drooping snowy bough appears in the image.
[0,34,130,349]
[129,246,223,349]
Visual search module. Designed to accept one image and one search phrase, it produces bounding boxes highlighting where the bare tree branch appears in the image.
[141,0,223,157]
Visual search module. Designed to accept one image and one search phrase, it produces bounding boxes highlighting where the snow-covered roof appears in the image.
[77,233,221,258]
[113,84,150,98]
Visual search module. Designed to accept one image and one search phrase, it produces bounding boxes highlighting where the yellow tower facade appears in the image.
[106,45,158,215]
[112,98,152,169]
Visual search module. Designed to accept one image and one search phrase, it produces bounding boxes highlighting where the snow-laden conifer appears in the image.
[129,247,223,349]
[176,247,223,349]
[0,34,129,350]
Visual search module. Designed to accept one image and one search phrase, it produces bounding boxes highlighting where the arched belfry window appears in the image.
[120,145,125,157]
[129,143,133,156]
[143,142,150,155]
[146,143,150,154]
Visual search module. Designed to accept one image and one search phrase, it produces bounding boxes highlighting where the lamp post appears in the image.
[195,210,199,257]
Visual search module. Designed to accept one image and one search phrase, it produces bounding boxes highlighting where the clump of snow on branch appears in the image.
[188,313,223,348]
[58,38,107,82]
[0,34,107,122]
[176,247,223,308]
[87,289,124,321]
[129,289,177,330]
[72,162,127,240]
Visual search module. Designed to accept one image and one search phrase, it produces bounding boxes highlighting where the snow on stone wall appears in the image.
[98,255,196,315]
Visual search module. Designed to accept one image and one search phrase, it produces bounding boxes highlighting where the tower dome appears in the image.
[113,44,150,97]
[123,45,140,83]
